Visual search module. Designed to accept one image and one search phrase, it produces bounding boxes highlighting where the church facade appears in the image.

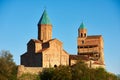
[20,10,105,69]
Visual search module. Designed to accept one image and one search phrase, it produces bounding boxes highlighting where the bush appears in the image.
[18,73,40,80]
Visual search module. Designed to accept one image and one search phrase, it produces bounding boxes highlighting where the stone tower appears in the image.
[78,22,87,55]
[77,23,105,66]
[38,10,52,42]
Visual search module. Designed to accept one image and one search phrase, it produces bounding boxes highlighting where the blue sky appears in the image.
[0,0,120,74]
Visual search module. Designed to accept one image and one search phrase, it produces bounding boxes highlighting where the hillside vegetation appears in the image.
[0,50,119,80]
[38,61,119,80]
[19,61,119,80]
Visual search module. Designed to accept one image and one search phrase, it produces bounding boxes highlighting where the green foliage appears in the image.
[39,61,118,80]
[40,66,72,80]
[18,73,40,80]
[52,65,72,80]
[94,68,107,80]
[71,61,89,80]
[40,68,54,80]
[0,50,17,80]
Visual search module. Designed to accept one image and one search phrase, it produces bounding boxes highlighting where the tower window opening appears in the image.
[82,40,84,44]
[84,33,86,37]
[96,55,98,57]
[81,33,83,37]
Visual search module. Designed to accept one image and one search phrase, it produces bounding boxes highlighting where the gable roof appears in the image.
[63,49,69,55]
[43,38,63,45]
[27,39,42,45]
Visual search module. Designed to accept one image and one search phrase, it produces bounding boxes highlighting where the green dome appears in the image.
[38,10,51,25]
[79,22,86,29]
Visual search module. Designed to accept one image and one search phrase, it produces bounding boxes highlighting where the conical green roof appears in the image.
[79,22,86,29]
[38,10,51,25]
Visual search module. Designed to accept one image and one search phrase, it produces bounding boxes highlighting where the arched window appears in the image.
[54,64,57,68]
[81,33,83,37]
[84,33,86,37]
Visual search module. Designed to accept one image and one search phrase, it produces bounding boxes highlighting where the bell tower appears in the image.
[77,22,87,55]
[78,22,87,38]
[38,10,52,42]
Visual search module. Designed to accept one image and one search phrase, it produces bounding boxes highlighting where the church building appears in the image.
[20,10,105,69]
[21,10,69,68]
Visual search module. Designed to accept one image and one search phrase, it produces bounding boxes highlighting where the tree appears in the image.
[71,61,90,80]
[0,50,17,80]
[40,66,72,80]
[94,68,107,80]
[40,68,54,80]
[52,65,72,80]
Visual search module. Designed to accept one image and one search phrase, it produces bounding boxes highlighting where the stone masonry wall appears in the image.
[17,65,43,78]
